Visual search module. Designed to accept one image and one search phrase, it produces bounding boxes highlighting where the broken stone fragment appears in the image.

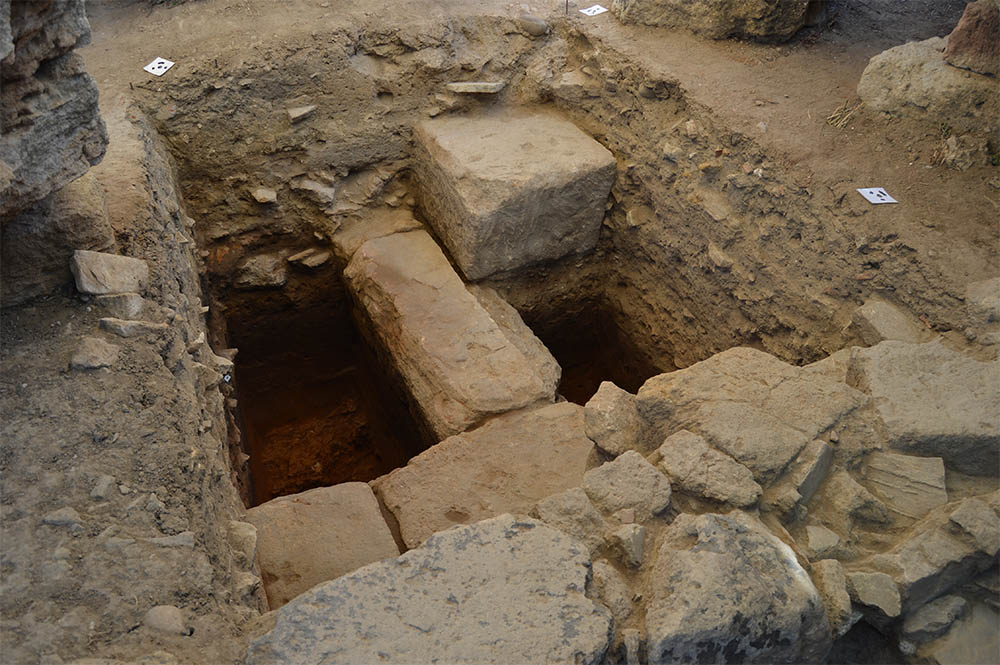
[532,487,606,555]
[646,511,831,664]
[42,507,83,529]
[948,497,1000,555]
[966,276,1000,324]
[95,292,144,319]
[901,594,968,645]
[444,81,506,94]
[817,470,891,526]
[70,249,149,295]
[584,381,641,457]
[235,252,288,289]
[804,524,843,560]
[921,600,999,665]
[944,0,1000,76]
[99,317,169,338]
[286,247,331,269]
[651,429,761,507]
[143,605,187,635]
[251,187,278,204]
[247,483,400,610]
[847,571,902,619]
[246,515,612,665]
[227,520,259,569]
[590,559,633,624]
[286,105,317,123]
[810,559,856,638]
[70,336,118,370]
[849,297,928,345]
[863,452,948,520]
[607,523,646,568]
[583,450,671,522]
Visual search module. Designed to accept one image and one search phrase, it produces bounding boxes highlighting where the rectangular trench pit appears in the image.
[224,290,428,507]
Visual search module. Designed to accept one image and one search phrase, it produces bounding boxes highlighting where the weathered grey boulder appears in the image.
[651,430,761,507]
[585,381,641,457]
[850,298,928,346]
[371,402,594,548]
[638,347,865,485]
[847,341,1000,476]
[532,487,606,555]
[346,230,556,438]
[70,250,149,295]
[857,37,1000,134]
[646,512,831,664]
[1,171,115,305]
[413,111,615,280]
[1,0,108,218]
[611,0,812,42]
[863,452,948,520]
[246,515,613,665]
[944,0,999,76]
[246,483,400,609]
[583,450,671,522]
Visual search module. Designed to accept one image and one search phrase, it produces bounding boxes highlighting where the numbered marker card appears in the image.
[144,57,175,76]
[856,188,898,204]
[580,5,609,16]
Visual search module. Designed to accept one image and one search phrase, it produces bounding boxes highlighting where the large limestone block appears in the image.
[371,402,595,549]
[857,37,1000,134]
[345,230,557,439]
[413,111,615,280]
[246,515,613,665]
[847,341,1000,476]
[246,483,400,609]
[863,452,948,520]
[645,512,831,664]
[612,0,812,42]
[1,0,108,218]
[850,298,929,346]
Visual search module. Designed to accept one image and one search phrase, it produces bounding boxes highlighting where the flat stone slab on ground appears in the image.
[371,402,595,549]
[652,429,761,507]
[863,452,948,520]
[414,110,616,280]
[246,482,400,609]
[246,515,612,665]
[345,230,557,439]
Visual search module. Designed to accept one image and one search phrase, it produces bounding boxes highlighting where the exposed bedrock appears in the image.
[1,0,108,219]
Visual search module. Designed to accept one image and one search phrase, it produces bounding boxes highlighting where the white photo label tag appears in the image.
[144,57,175,76]
[580,5,609,16]
[856,187,898,204]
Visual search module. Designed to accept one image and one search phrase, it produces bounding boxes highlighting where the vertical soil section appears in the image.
[226,297,427,506]
[523,300,670,405]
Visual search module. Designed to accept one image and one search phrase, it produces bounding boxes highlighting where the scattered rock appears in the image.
[661,140,682,162]
[804,524,843,560]
[345,230,557,439]
[372,403,594,549]
[226,521,258,569]
[42,507,82,529]
[583,450,671,522]
[966,276,1000,324]
[948,497,1000,555]
[95,293,144,319]
[251,187,278,204]
[850,298,928,345]
[70,250,149,295]
[847,341,1000,476]
[444,81,506,94]
[590,559,633,624]
[70,336,118,370]
[413,111,616,280]
[516,14,549,37]
[607,524,645,568]
[143,605,187,635]
[247,483,400,609]
[901,594,968,645]
[286,248,330,269]
[623,629,642,665]
[99,318,168,338]
[921,600,999,665]
[584,381,641,457]
[286,105,317,123]
[646,512,831,664]
[149,531,195,549]
[532,487,606,555]
[706,241,733,271]
[810,559,856,638]
[90,474,116,500]
[246,515,612,665]
[863,452,948,520]
[234,252,288,289]
[817,470,891,525]
[944,0,999,76]
[612,0,813,41]
[847,571,902,619]
[651,430,761,507]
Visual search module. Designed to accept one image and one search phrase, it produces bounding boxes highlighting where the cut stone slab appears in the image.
[532,487,606,555]
[371,402,594,549]
[847,571,901,619]
[286,105,317,123]
[445,81,506,94]
[863,452,948,520]
[345,230,557,439]
[246,482,400,609]
[583,450,671,522]
[70,336,118,370]
[99,318,168,338]
[413,111,616,280]
[850,298,928,345]
[585,381,641,457]
[847,341,1000,476]
[70,249,148,295]
[246,515,612,665]
[651,429,761,507]
[638,347,866,485]
[810,559,855,638]
[331,207,423,263]
[902,594,968,645]
[646,512,831,664]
